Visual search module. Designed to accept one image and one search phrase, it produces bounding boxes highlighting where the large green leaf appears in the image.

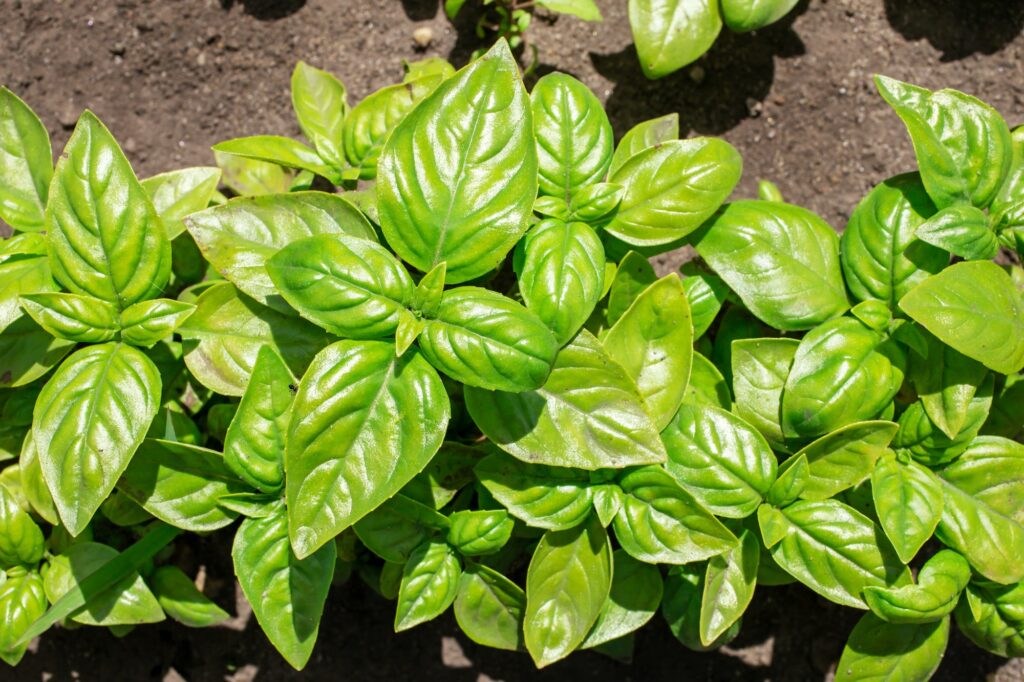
[603,274,692,430]
[395,539,461,631]
[910,329,989,439]
[606,250,657,326]
[418,287,558,392]
[377,41,537,283]
[140,167,221,239]
[212,136,339,183]
[604,139,740,246]
[524,514,612,667]
[0,485,43,568]
[46,112,170,309]
[465,330,666,469]
[915,204,999,260]
[840,173,947,309]
[661,565,740,651]
[185,192,375,311]
[608,113,678,177]
[233,501,336,670]
[661,404,776,518]
[353,493,445,563]
[731,337,798,447]
[835,613,949,681]
[700,528,759,645]
[628,0,722,79]
[531,73,612,202]
[454,564,525,652]
[18,292,119,344]
[286,340,448,558]
[33,343,161,535]
[291,61,348,170]
[695,201,849,330]
[782,421,898,500]
[871,451,944,564]
[899,261,1024,375]
[582,549,663,648]
[863,549,970,624]
[0,88,52,233]
[0,569,46,665]
[214,149,295,197]
[955,581,1024,657]
[474,452,594,530]
[178,283,330,396]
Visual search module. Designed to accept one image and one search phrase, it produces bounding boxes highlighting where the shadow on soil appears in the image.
[884,0,1024,61]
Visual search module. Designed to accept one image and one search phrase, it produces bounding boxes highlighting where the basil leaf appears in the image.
[33,343,160,535]
[118,439,245,532]
[700,529,758,646]
[581,549,663,648]
[447,510,513,556]
[569,183,623,223]
[608,113,678,177]
[214,149,294,197]
[871,451,944,564]
[178,283,330,397]
[377,41,537,283]
[465,330,666,469]
[536,0,603,20]
[418,287,558,392]
[781,421,898,501]
[605,139,740,246]
[661,404,776,518]
[518,219,605,345]
[613,465,737,564]
[19,292,120,343]
[757,500,911,608]
[531,73,612,203]
[212,136,338,184]
[0,88,52,233]
[863,549,970,624]
[662,565,740,651]
[954,581,1024,657]
[835,613,949,681]
[876,76,1012,209]
[233,501,335,670]
[43,542,165,626]
[353,494,446,563]
[291,61,347,170]
[186,192,375,311]
[915,204,999,260]
[684,351,732,409]
[603,274,692,429]
[720,0,799,32]
[286,340,448,559]
[606,250,657,326]
[899,261,1024,375]
[18,433,58,525]
[395,539,461,631]
[0,485,43,568]
[681,267,729,339]
[894,375,994,466]
[0,251,56,330]
[474,452,594,530]
[401,441,479,510]
[454,564,525,652]
[910,329,989,439]
[695,201,849,330]
[731,337,799,447]
[120,299,196,348]
[0,569,46,665]
[150,565,230,628]
[47,112,171,310]
[524,513,612,667]
[140,167,221,239]
[628,0,722,79]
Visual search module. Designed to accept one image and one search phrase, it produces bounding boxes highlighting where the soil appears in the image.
[3,0,1024,679]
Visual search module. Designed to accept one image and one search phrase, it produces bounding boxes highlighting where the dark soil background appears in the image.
[3,0,1024,680]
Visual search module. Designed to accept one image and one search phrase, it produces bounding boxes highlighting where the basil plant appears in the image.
[1,39,1022,680]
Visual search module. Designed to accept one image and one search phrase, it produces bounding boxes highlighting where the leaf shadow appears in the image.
[218,0,307,21]
[883,0,1024,62]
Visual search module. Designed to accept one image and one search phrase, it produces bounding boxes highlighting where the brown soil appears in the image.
[3,0,1024,679]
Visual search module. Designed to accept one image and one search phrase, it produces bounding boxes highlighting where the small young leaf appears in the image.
[19,292,119,344]
[474,452,595,530]
[120,298,196,348]
[150,565,230,627]
[446,510,513,556]
[700,529,758,646]
[915,204,999,260]
[629,0,722,79]
[454,564,525,652]
[291,61,348,170]
[140,167,221,239]
[0,88,52,233]
[871,451,944,563]
[395,539,461,631]
[608,113,678,177]
[0,569,46,665]
[863,549,970,624]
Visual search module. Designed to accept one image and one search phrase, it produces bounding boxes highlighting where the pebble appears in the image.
[413,26,433,48]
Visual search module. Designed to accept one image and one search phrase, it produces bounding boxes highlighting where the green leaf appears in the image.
[233,502,335,670]
[46,112,171,309]
[18,433,58,525]
[684,352,732,409]
[535,0,603,21]
[603,274,692,430]
[19,292,119,343]
[582,549,663,648]
[899,260,1024,375]
[418,287,558,392]
[871,451,944,563]
[0,88,52,233]
[850,299,892,331]
[518,219,605,345]
[835,612,950,682]
[465,330,666,469]
[915,204,998,260]
[661,404,776,518]
[0,569,46,665]
[875,76,1012,209]
[454,564,525,652]
[910,329,988,439]
[395,539,461,631]
[0,485,43,568]
[212,136,339,184]
[605,139,740,246]
[700,529,758,646]
[894,375,994,466]
[531,73,612,203]
[185,191,375,311]
[377,41,537,283]
[178,282,330,396]
[33,343,160,535]
[863,549,970,624]
[628,0,722,78]
[447,510,513,556]
[118,439,245,532]
[291,61,348,169]
[613,465,737,564]
[695,201,849,330]
[782,317,905,438]
[662,565,740,651]
[954,581,1024,657]
[681,266,729,338]
[44,542,165,626]
[286,340,448,559]
[214,150,294,197]
[524,513,612,667]
[140,167,221,239]
[606,250,656,326]
[0,315,74,388]
[0,251,57,330]
[354,494,447,563]
[840,173,947,309]
[720,0,799,31]
[150,565,230,627]
[781,421,898,500]
[474,452,594,530]
[608,113,678,177]
[401,441,479,510]
[756,500,911,608]
[120,298,196,348]
[343,76,440,181]
[569,183,623,223]
[731,337,799,447]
